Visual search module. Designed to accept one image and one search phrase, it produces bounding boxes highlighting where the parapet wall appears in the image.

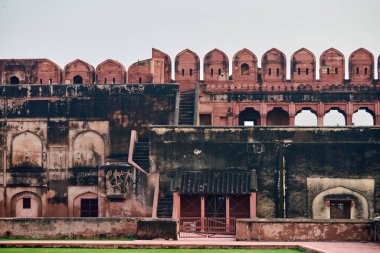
[236,219,373,241]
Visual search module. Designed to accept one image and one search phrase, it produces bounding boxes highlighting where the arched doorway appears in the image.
[295,109,318,126]
[267,108,289,126]
[73,75,83,84]
[238,108,260,126]
[352,109,375,126]
[323,108,346,126]
[10,76,20,84]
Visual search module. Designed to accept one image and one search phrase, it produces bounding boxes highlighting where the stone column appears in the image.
[250,192,257,218]
[172,192,180,220]
[201,196,205,232]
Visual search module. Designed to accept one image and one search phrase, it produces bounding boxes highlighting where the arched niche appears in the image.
[312,186,369,219]
[267,107,289,126]
[73,192,98,217]
[11,191,42,217]
[12,132,43,167]
[73,131,105,167]
[238,107,260,126]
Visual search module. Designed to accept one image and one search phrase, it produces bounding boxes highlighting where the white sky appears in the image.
[0,0,378,125]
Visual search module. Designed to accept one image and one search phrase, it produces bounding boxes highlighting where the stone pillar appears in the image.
[346,113,353,126]
[226,196,230,228]
[201,196,205,232]
[346,102,353,126]
[317,102,325,126]
[172,192,180,220]
[260,115,267,126]
[250,192,257,218]
[289,103,296,126]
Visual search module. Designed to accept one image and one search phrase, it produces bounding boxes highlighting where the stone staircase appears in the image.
[132,141,149,172]
[178,90,195,125]
[157,196,173,218]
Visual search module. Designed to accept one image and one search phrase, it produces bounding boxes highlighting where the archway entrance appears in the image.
[267,107,289,126]
[73,75,83,84]
[10,76,20,84]
[238,108,260,126]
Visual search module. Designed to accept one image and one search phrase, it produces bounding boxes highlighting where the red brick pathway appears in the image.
[0,239,379,253]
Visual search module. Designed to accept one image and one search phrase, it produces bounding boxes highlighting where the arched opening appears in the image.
[352,109,374,126]
[73,131,105,167]
[238,108,260,126]
[323,109,346,126]
[267,108,289,126]
[11,191,42,217]
[73,75,83,84]
[10,76,20,84]
[73,192,98,217]
[295,109,318,126]
[241,63,249,75]
[12,132,43,167]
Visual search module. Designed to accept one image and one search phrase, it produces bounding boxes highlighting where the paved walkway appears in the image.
[0,239,379,253]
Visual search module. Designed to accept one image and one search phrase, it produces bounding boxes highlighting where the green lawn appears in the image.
[0,249,304,253]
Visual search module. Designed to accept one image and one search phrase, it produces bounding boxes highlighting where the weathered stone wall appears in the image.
[0,84,178,217]
[150,126,380,218]
[236,219,373,241]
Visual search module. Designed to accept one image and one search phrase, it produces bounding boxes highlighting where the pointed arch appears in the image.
[232,48,257,83]
[175,48,200,83]
[96,59,126,84]
[204,48,229,82]
[261,48,286,82]
[4,59,26,84]
[349,48,374,82]
[36,58,62,84]
[319,48,345,84]
[63,59,95,85]
[291,48,316,82]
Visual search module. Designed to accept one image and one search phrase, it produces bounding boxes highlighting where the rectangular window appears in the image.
[190,69,193,76]
[112,77,115,84]
[49,78,52,84]
[276,68,279,76]
[211,69,214,76]
[268,68,272,76]
[365,68,368,75]
[306,68,309,75]
[104,78,107,84]
[40,79,42,84]
[23,198,31,209]
[80,198,98,217]
[356,67,360,74]
[199,114,212,126]
[297,68,300,75]
[330,200,351,219]
[218,68,222,76]
[182,69,185,76]
[139,77,142,84]
[335,68,338,74]
[327,68,330,75]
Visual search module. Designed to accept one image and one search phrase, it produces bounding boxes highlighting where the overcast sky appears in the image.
[0,0,379,80]
[0,0,378,125]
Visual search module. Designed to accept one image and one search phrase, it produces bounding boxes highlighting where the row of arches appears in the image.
[2,47,379,85]
[238,107,375,126]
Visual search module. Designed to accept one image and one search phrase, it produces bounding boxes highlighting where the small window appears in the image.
[330,200,351,219]
[23,197,31,209]
[211,69,214,76]
[364,67,368,75]
[327,68,330,75]
[297,68,300,75]
[335,68,338,74]
[182,69,185,76]
[80,198,98,217]
[199,114,212,126]
[276,68,279,76]
[139,77,142,84]
[112,77,115,84]
[40,79,43,84]
[356,67,359,75]
[218,68,222,76]
[306,68,309,75]
[190,69,193,76]
[268,68,272,76]
[49,78,52,84]
[104,78,107,84]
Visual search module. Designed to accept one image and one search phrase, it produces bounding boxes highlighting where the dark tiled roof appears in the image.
[171,170,257,195]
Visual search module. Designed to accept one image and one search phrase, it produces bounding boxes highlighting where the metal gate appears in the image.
[179,217,236,238]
